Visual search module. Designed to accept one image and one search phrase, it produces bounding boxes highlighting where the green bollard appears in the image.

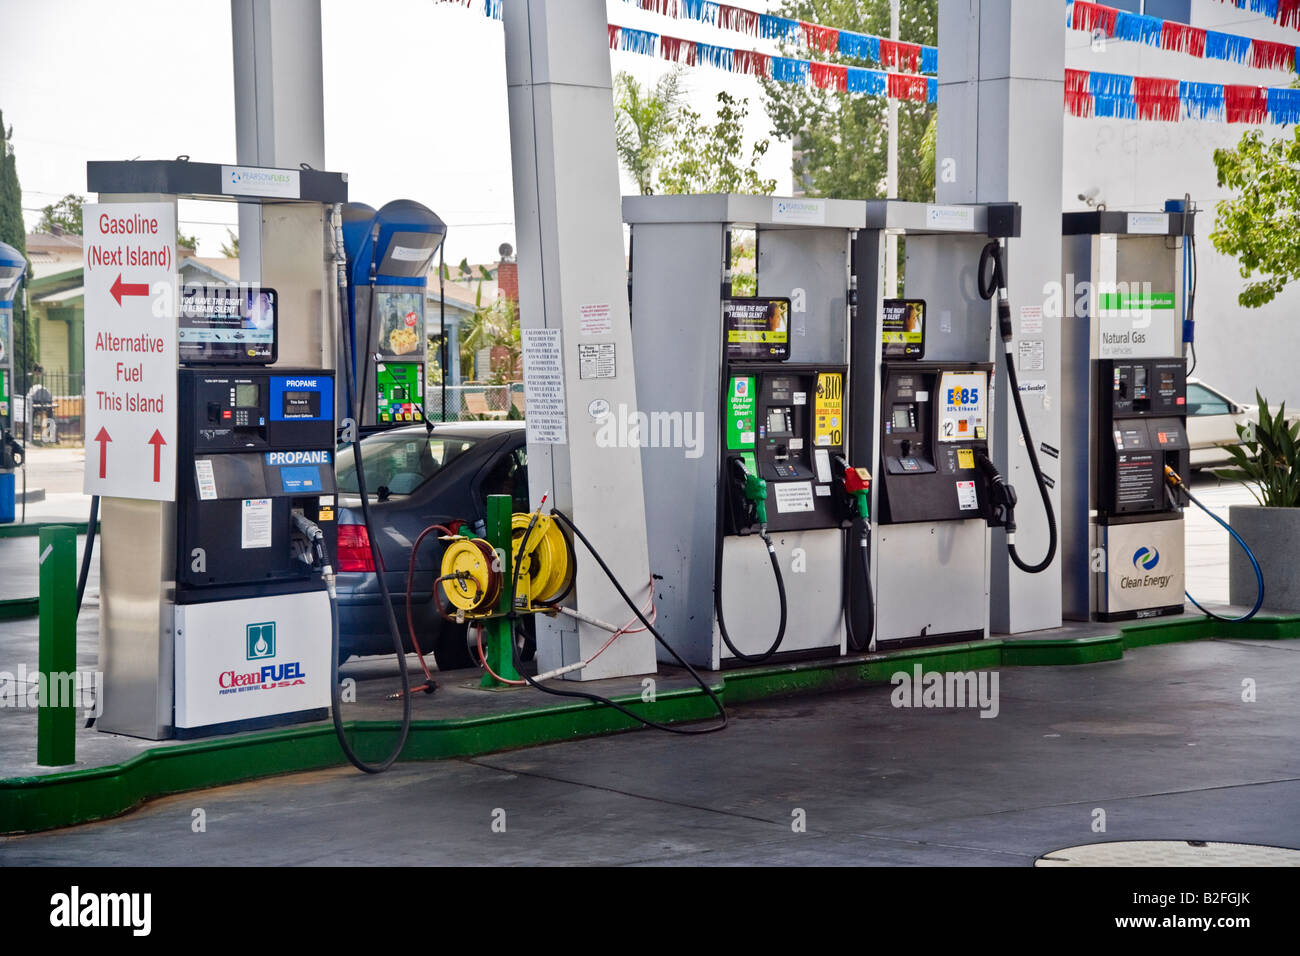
[37,525,77,766]
[480,494,522,688]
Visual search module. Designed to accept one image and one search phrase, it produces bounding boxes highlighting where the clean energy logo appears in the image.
[247,622,276,660]
[1133,546,1160,572]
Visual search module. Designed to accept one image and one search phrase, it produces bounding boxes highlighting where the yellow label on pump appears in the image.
[813,373,844,448]
[957,448,975,471]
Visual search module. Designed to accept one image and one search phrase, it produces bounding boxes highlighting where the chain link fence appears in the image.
[426,383,525,422]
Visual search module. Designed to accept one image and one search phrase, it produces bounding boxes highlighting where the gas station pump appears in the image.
[340,200,446,428]
[0,241,25,524]
[624,195,871,669]
[1061,204,1193,620]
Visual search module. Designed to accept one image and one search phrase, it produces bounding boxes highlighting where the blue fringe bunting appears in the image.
[838,31,881,64]
[921,46,938,74]
[1268,87,1300,124]
[1179,81,1225,120]
[1089,71,1132,97]
[771,56,809,85]
[1205,31,1252,64]
[1093,93,1137,120]
[760,14,801,42]
[681,0,719,26]
[1250,0,1280,17]
[927,77,937,103]
[697,42,733,71]
[619,27,659,56]
[485,0,501,20]
[1114,11,1163,47]
[846,67,887,96]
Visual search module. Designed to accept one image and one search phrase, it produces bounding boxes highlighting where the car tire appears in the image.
[434,620,474,671]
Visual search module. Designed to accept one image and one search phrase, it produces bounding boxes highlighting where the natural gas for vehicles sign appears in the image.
[83,203,177,500]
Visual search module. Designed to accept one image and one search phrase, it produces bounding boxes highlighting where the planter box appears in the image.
[1228,505,1300,611]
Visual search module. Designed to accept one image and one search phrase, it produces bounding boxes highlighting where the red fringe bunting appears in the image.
[1160,21,1206,58]
[733,49,770,77]
[637,0,678,15]
[1250,38,1295,71]
[1065,68,1094,117]
[1225,84,1268,124]
[718,4,760,36]
[888,72,928,102]
[809,61,848,91]
[608,24,619,49]
[801,22,839,54]
[1281,0,1300,29]
[1134,76,1181,121]
[880,39,922,72]
[659,34,696,65]
[1071,1,1118,36]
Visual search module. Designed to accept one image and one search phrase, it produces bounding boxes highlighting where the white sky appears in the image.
[1,0,791,265]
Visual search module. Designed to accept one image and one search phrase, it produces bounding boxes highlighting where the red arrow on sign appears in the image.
[94,427,111,479]
[110,273,150,306]
[147,430,166,483]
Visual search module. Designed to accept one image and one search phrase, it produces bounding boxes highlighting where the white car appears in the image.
[1186,378,1257,471]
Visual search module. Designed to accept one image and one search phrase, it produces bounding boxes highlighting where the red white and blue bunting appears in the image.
[1065,67,1300,123]
[1067,1,1300,73]
[1210,0,1300,32]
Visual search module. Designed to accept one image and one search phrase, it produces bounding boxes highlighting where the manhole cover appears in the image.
[1037,841,1300,867]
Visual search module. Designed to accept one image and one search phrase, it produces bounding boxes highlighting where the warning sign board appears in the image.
[83,202,177,500]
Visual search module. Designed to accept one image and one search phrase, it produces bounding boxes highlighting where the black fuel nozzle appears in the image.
[976,451,1018,539]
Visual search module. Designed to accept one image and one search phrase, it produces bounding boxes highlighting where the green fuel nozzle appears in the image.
[732,458,768,529]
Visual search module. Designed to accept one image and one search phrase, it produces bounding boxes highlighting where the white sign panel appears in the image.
[220,165,301,199]
[83,202,177,500]
[774,481,816,513]
[521,327,567,445]
[174,592,332,730]
[1126,212,1170,235]
[772,198,826,225]
[936,371,987,443]
[925,205,976,232]
[579,303,612,335]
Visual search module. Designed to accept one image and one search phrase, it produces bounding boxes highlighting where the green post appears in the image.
[37,525,77,766]
[480,494,521,688]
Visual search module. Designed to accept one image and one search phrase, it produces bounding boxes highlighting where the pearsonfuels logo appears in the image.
[247,622,276,660]
[1133,547,1160,572]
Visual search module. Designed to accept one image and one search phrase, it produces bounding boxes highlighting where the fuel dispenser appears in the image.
[1061,205,1193,620]
[624,195,872,669]
[0,241,25,523]
[340,200,446,428]
[854,201,1055,648]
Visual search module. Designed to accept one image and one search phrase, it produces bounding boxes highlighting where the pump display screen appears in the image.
[723,298,790,361]
[376,291,424,358]
[235,383,259,407]
[767,408,792,436]
[882,299,925,359]
[892,405,913,431]
[178,285,277,365]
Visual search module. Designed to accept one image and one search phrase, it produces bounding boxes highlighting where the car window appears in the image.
[479,445,530,513]
[1187,383,1231,416]
[336,434,478,495]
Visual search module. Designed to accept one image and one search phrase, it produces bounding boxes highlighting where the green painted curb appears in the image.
[2,612,1296,834]
[0,521,95,539]
[0,598,38,621]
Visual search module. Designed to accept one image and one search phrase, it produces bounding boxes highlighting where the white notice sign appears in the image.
[241,498,273,550]
[521,328,567,445]
[83,202,177,500]
[773,482,816,513]
[579,303,612,335]
[578,342,616,379]
[195,460,218,501]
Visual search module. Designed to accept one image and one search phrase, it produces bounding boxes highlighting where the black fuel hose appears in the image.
[843,517,874,653]
[75,494,99,617]
[715,527,788,664]
[978,239,1058,575]
[330,206,414,774]
[507,508,726,734]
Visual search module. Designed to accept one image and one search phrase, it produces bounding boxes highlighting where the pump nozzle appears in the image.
[976,451,1019,540]
[1164,464,1185,489]
[833,455,872,521]
[731,457,768,529]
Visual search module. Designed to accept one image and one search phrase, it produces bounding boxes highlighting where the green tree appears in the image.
[0,111,36,379]
[220,228,239,258]
[36,193,83,235]
[658,91,778,195]
[614,67,684,194]
[1212,127,1300,308]
[760,0,937,201]
[458,284,519,382]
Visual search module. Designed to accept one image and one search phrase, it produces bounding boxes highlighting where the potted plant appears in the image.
[1214,393,1300,610]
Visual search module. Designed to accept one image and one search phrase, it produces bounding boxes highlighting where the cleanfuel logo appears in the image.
[1133,546,1159,572]
[50,886,151,936]
[247,622,276,660]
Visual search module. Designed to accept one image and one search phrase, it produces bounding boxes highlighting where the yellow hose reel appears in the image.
[437,513,572,619]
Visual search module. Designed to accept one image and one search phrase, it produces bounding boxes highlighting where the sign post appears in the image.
[82,203,177,500]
